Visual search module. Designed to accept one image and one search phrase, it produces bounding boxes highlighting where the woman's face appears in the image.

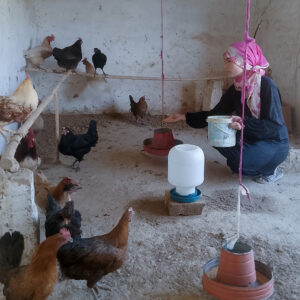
[224,59,243,78]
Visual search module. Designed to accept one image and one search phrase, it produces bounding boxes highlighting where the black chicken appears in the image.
[45,193,81,240]
[58,120,98,171]
[92,48,107,76]
[53,38,83,71]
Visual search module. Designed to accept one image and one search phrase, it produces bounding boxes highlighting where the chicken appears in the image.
[0,228,70,300]
[24,34,55,68]
[57,207,134,299]
[82,57,95,74]
[58,120,98,171]
[0,74,38,142]
[14,128,41,170]
[52,38,83,71]
[45,193,82,240]
[34,170,81,211]
[129,95,148,123]
[92,48,107,76]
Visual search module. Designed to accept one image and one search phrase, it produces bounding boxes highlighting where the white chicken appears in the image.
[0,73,39,142]
[24,35,55,68]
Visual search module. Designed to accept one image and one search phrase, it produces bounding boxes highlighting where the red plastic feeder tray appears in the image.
[143,128,183,156]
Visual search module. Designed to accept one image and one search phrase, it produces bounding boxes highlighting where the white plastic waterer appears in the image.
[168,144,204,202]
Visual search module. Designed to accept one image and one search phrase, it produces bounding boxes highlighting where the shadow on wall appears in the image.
[180,82,196,113]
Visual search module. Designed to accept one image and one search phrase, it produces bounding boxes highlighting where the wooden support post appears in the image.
[54,92,60,163]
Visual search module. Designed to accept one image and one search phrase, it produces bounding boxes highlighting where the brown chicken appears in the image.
[14,128,41,170]
[0,74,38,142]
[82,57,95,74]
[0,228,70,300]
[129,95,148,123]
[24,35,55,68]
[34,170,81,211]
[57,207,134,299]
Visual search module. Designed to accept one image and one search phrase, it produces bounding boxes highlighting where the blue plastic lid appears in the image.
[170,188,201,203]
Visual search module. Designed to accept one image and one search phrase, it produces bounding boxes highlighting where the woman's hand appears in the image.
[230,115,244,130]
[163,114,186,123]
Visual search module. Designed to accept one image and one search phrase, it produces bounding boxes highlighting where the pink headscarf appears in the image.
[223,40,269,118]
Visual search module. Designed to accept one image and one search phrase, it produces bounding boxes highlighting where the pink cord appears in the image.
[160,0,165,125]
[239,0,252,200]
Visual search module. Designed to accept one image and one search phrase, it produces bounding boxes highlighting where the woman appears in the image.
[164,40,289,183]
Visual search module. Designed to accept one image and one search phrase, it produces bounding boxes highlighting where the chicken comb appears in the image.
[82,57,87,62]
[49,34,55,40]
[59,227,71,238]
[78,37,82,41]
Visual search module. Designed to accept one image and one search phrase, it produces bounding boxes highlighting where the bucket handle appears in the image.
[213,124,231,137]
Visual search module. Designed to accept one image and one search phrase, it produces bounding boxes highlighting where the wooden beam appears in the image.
[25,67,226,82]
[54,92,60,163]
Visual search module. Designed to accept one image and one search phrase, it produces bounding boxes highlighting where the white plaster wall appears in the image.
[30,0,249,115]
[0,0,37,153]
[1,0,299,131]
[0,0,36,94]
[252,0,300,132]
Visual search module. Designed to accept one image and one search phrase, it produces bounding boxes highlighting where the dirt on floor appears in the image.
[34,113,299,300]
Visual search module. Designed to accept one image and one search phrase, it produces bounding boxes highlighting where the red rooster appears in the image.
[14,128,41,170]
[0,74,38,142]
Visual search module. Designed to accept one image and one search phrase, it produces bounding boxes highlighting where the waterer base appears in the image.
[170,188,201,203]
[164,190,205,216]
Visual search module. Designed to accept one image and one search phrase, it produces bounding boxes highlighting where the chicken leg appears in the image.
[91,283,111,300]
[71,159,80,172]
[91,286,101,300]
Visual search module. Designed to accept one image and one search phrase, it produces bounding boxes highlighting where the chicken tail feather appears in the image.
[129,95,135,106]
[87,120,98,147]
[0,231,24,282]
[46,193,61,218]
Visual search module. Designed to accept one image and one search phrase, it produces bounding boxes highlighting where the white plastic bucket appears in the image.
[206,116,236,147]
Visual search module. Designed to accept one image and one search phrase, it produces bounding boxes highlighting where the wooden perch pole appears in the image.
[0,71,71,172]
[25,67,226,82]
[54,92,60,163]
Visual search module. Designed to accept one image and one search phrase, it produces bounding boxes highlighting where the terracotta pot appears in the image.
[151,128,174,150]
[202,258,274,300]
[217,241,256,287]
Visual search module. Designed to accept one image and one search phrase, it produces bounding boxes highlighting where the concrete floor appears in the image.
[35,113,300,300]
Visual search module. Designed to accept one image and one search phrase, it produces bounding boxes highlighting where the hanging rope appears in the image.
[227,0,252,249]
[160,0,165,125]
[238,0,252,200]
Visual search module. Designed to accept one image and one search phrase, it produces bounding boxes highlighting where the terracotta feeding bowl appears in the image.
[202,241,274,300]
[143,128,182,156]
